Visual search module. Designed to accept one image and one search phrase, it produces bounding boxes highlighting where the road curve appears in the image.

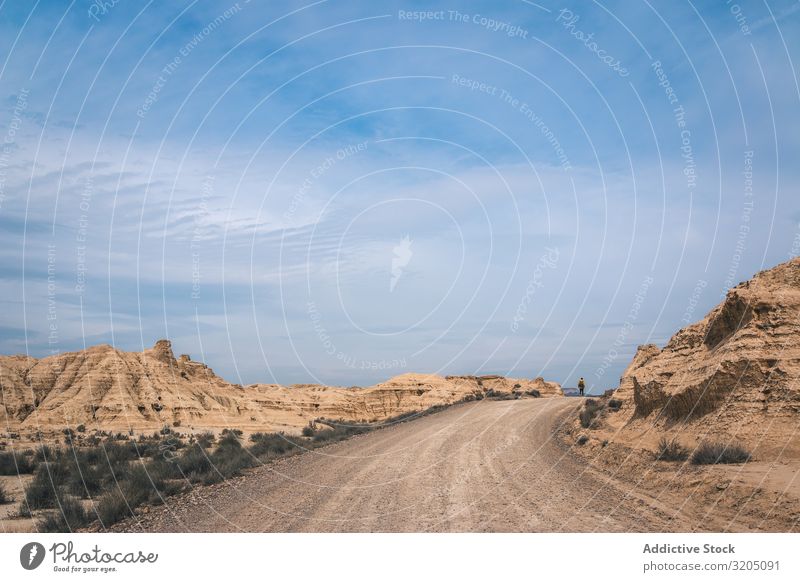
[115,399,686,532]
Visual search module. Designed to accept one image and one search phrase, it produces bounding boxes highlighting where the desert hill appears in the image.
[611,257,800,456]
[0,340,562,439]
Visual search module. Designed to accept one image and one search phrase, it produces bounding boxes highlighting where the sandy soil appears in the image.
[559,398,800,533]
[99,398,796,533]
[0,474,35,532]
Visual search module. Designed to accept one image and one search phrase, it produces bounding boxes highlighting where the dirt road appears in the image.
[114,399,694,532]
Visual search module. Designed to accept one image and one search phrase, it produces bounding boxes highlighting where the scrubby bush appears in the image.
[21,463,67,510]
[525,389,541,398]
[579,399,605,428]
[63,458,106,498]
[485,391,517,401]
[577,435,589,445]
[34,445,55,462]
[37,496,90,533]
[607,399,622,411]
[0,482,10,504]
[656,438,688,462]
[310,428,339,443]
[175,444,213,480]
[309,422,370,444]
[217,432,241,447]
[691,442,751,465]
[0,450,36,475]
[208,433,253,482]
[131,437,160,459]
[97,442,136,482]
[248,433,292,457]
[143,434,188,461]
[94,462,183,529]
[206,452,251,483]
[194,432,215,448]
[301,425,315,437]
[121,463,179,506]
[168,434,253,485]
[96,490,132,527]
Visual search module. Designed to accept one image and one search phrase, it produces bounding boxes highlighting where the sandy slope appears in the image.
[107,398,785,533]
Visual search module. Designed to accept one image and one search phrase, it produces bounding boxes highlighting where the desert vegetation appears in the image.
[2,399,471,533]
[655,438,689,462]
[484,388,542,400]
[0,449,36,474]
[690,441,751,465]
[579,398,605,428]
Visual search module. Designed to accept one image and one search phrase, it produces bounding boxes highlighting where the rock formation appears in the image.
[0,342,562,438]
[615,257,800,449]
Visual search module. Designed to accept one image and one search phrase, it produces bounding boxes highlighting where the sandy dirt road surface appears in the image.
[113,399,711,532]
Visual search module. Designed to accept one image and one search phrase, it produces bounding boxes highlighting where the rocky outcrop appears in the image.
[445,374,563,397]
[616,258,800,432]
[0,342,562,437]
[613,344,661,407]
[0,341,248,433]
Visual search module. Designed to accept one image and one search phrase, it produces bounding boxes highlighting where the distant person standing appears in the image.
[578,377,585,396]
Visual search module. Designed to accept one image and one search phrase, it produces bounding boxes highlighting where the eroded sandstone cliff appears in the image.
[615,257,800,448]
[0,341,562,437]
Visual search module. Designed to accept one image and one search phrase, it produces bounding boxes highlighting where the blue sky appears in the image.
[1,0,799,390]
